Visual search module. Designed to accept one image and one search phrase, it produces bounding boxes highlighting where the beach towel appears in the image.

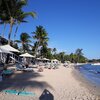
[3,89,35,96]
[18,91,35,96]
[3,90,18,95]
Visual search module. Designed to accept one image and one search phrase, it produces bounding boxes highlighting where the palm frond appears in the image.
[23,12,36,18]
[14,40,21,43]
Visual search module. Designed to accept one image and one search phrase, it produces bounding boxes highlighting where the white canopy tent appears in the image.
[0,45,19,63]
[0,46,13,63]
[0,44,20,52]
[0,47,12,54]
[20,53,35,58]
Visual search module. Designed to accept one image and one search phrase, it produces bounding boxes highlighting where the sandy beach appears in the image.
[0,65,99,100]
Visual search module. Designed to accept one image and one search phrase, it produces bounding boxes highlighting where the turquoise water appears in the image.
[79,64,100,86]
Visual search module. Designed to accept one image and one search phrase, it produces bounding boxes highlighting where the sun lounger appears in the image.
[2,69,13,75]
[16,63,33,71]
[24,68,33,72]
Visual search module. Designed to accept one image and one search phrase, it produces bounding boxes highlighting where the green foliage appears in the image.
[0,1,87,62]
[0,36,8,45]
[15,32,31,53]
[0,0,36,44]
[32,25,49,57]
[52,48,87,63]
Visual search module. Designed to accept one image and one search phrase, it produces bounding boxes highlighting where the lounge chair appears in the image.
[2,69,13,74]
[16,62,25,71]
[16,62,33,72]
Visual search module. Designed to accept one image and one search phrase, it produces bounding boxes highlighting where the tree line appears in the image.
[0,0,87,63]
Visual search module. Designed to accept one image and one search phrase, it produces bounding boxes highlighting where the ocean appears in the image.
[78,64,100,86]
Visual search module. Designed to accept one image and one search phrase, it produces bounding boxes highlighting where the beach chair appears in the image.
[24,68,33,72]
[16,62,33,72]
[2,69,13,78]
[16,62,25,71]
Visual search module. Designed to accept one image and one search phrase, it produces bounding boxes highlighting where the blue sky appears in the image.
[0,0,100,59]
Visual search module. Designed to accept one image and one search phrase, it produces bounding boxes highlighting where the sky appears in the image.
[0,0,100,59]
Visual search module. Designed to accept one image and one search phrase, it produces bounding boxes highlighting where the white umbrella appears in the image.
[0,44,20,52]
[20,53,35,58]
[36,58,41,60]
[42,58,49,61]
[36,58,48,60]
[52,59,58,61]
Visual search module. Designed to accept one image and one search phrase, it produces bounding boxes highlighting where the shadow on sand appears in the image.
[0,71,54,93]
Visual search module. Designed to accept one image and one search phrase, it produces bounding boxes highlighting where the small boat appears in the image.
[91,63,100,66]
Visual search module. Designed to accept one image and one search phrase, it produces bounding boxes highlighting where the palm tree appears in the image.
[75,48,83,62]
[32,25,49,56]
[0,0,36,44]
[40,46,53,59]
[15,32,31,53]
[32,41,39,56]
[0,0,10,37]
[14,11,36,42]
[52,48,57,55]
[58,52,66,63]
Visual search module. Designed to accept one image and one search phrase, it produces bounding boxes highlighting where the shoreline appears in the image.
[72,66,100,98]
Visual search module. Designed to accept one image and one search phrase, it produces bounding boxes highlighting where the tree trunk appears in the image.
[22,42,25,53]
[14,25,18,42]
[8,17,14,45]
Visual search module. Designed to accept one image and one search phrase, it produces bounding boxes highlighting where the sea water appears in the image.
[78,64,100,86]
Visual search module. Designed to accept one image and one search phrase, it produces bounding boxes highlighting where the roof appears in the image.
[0,44,20,52]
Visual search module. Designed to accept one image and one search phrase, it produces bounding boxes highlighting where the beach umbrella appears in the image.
[0,44,20,52]
[19,53,35,58]
[52,59,58,62]
[36,58,49,61]
[36,58,41,60]
[42,58,49,61]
